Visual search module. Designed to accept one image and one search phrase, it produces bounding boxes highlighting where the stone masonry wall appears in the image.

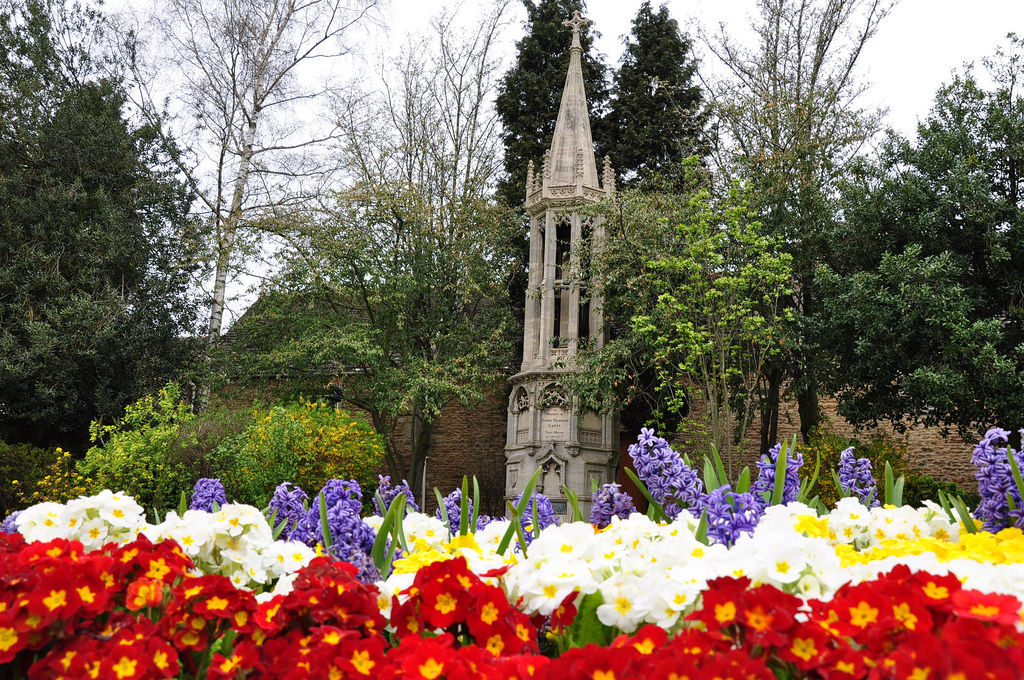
[668,390,978,488]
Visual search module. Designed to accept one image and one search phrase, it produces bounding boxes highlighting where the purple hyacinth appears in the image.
[189,478,227,512]
[1,511,21,534]
[436,489,470,538]
[705,485,761,547]
[514,492,559,544]
[291,479,369,545]
[972,427,1024,532]
[268,482,309,539]
[628,428,707,519]
[837,447,880,508]
[751,442,804,508]
[588,483,636,529]
[373,475,419,517]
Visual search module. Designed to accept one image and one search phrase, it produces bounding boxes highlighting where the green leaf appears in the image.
[735,466,751,494]
[370,493,403,574]
[318,492,333,550]
[459,476,470,536]
[151,506,161,524]
[1005,447,1024,513]
[624,467,668,523]
[832,470,849,498]
[564,486,584,523]
[434,487,450,538]
[471,476,481,535]
[694,510,709,546]
[496,466,544,556]
[178,491,187,517]
[703,458,720,492]
[710,444,728,489]
[509,501,531,559]
[950,495,978,534]
[770,442,788,506]
[884,461,895,506]
[798,452,821,503]
[893,475,905,507]
[567,592,615,648]
[937,489,957,523]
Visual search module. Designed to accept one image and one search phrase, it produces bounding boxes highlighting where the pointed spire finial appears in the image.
[563,11,589,52]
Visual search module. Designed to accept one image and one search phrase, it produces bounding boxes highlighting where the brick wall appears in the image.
[665,390,978,487]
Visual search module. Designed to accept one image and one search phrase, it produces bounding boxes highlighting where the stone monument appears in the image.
[504,11,618,518]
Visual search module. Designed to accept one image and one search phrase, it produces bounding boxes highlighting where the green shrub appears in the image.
[798,424,911,508]
[223,400,385,508]
[0,442,61,515]
[902,472,980,510]
[78,383,196,510]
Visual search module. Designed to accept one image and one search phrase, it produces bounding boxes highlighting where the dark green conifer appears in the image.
[605,1,709,188]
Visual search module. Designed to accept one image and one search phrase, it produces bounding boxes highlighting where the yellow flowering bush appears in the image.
[14,448,92,505]
[77,383,195,510]
[224,400,385,507]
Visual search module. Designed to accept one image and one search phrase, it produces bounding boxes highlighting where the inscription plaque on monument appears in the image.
[540,407,570,440]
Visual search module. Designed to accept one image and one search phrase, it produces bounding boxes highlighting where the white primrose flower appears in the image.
[596,571,646,632]
[16,502,67,542]
[402,513,449,551]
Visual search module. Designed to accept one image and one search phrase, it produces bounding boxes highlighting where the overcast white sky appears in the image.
[384,0,1024,140]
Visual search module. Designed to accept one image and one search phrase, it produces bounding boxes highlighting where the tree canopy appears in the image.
[604,1,709,189]
[815,39,1024,437]
[0,0,200,448]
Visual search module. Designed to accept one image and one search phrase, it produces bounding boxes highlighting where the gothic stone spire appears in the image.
[545,10,599,190]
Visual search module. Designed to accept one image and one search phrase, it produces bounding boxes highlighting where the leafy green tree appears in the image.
[704,0,893,448]
[221,12,520,493]
[495,0,610,207]
[0,0,200,448]
[815,39,1024,437]
[604,1,709,189]
[570,169,793,469]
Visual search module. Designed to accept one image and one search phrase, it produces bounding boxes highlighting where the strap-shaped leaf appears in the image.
[563,486,584,523]
[884,461,895,506]
[471,476,481,534]
[624,467,668,523]
[370,493,403,574]
[178,491,187,517]
[893,475,905,507]
[735,466,751,494]
[704,458,720,492]
[459,476,470,536]
[509,501,531,559]
[770,442,788,506]
[832,470,849,498]
[950,495,978,534]
[936,489,957,523]
[496,466,543,556]
[710,444,728,489]
[434,488,450,539]
[1005,446,1024,511]
[532,499,541,538]
[798,452,821,503]
[694,510,709,546]
[318,492,333,551]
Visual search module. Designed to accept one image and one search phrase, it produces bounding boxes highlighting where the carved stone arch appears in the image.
[539,383,569,409]
[511,385,530,413]
[536,450,565,497]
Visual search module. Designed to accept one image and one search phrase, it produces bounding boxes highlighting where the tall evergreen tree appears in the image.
[495,0,610,207]
[605,1,709,189]
[0,0,200,448]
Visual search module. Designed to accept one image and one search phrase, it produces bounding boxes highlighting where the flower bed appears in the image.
[4,428,1024,677]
